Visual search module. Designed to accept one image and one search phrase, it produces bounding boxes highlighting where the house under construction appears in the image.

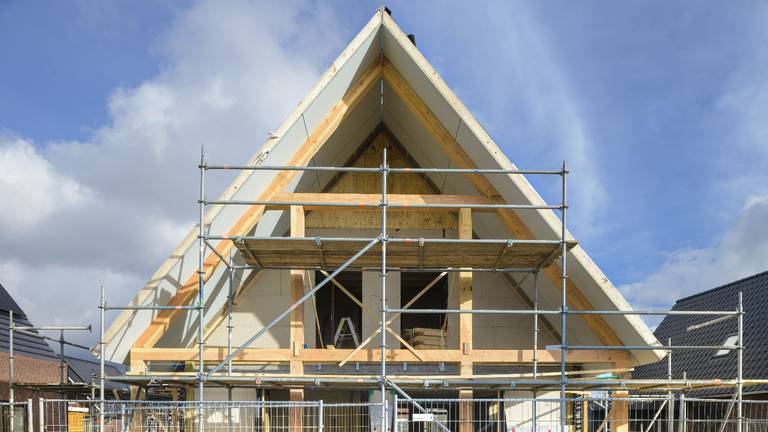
[74,7,759,432]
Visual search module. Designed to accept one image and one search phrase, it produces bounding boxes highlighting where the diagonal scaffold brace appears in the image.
[206,236,381,377]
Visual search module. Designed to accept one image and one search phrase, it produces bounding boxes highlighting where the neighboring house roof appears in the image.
[0,282,124,392]
[65,355,128,391]
[103,8,663,366]
[633,270,768,396]
[0,282,58,361]
[0,283,25,316]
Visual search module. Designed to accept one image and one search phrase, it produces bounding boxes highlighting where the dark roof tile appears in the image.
[634,270,768,396]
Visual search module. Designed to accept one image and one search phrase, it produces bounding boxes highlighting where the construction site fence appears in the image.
[28,397,768,432]
[0,401,33,432]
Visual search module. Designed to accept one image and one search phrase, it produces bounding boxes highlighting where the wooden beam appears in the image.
[130,354,146,374]
[459,208,473,377]
[170,389,179,427]
[290,388,304,432]
[381,58,622,347]
[609,390,629,432]
[133,58,383,348]
[290,206,305,375]
[459,389,473,432]
[130,347,630,365]
[308,210,455,230]
[130,387,145,430]
[381,60,497,197]
[269,192,497,212]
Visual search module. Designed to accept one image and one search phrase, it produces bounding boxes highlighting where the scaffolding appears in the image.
[6,311,92,431]
[86,147,752,432]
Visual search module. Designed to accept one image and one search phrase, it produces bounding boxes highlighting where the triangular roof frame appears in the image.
[104,8,663,366]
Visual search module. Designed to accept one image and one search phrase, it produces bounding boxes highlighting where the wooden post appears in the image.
[459,389,473,432]
[131,387,146,431]
[290,388,304,432]
[458,208,473,376]
[290,206,305,375]
[171,388,180,428]
[581,398,589,432]
[129,354,147,374]
[610,391,629,432]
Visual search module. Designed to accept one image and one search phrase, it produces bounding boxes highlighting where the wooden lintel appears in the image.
[129,347,630,366]
[381,57,623,347]
[269,192,497,212]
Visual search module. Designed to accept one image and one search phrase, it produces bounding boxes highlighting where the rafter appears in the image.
[133,58,384,348]
[381,58,623,346]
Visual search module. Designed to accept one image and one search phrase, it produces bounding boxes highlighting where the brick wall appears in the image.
[0,352,66,432]
[0,351,62,400]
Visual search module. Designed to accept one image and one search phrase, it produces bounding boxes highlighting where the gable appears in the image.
[104,8,662,366]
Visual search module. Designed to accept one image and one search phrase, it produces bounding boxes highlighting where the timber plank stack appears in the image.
[404,327,446,349]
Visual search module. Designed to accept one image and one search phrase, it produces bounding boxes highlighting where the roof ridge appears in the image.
[676,269,768,303]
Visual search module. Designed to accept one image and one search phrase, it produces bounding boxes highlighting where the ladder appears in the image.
[333,317,360,347]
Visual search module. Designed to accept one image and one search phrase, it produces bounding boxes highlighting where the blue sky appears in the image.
[1,0,767,346]
[0,1,178,141]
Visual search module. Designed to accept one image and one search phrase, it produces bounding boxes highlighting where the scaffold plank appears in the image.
[233,238,577,270]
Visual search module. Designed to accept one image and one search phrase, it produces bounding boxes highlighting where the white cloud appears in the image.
[620,196,768,313]
[0,0,342,348]
[437,2,606,238]
[620,6,768,321]
[0,259,144,347]
[0,135,91,229]
[708,5,768,216]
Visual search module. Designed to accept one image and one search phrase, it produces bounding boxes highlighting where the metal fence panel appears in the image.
[394,397,678,432]
[685,398,768,432]
[40,400,321,432]
[324,403,372,432]
[0,402,31,432]
[33,397,768,432]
